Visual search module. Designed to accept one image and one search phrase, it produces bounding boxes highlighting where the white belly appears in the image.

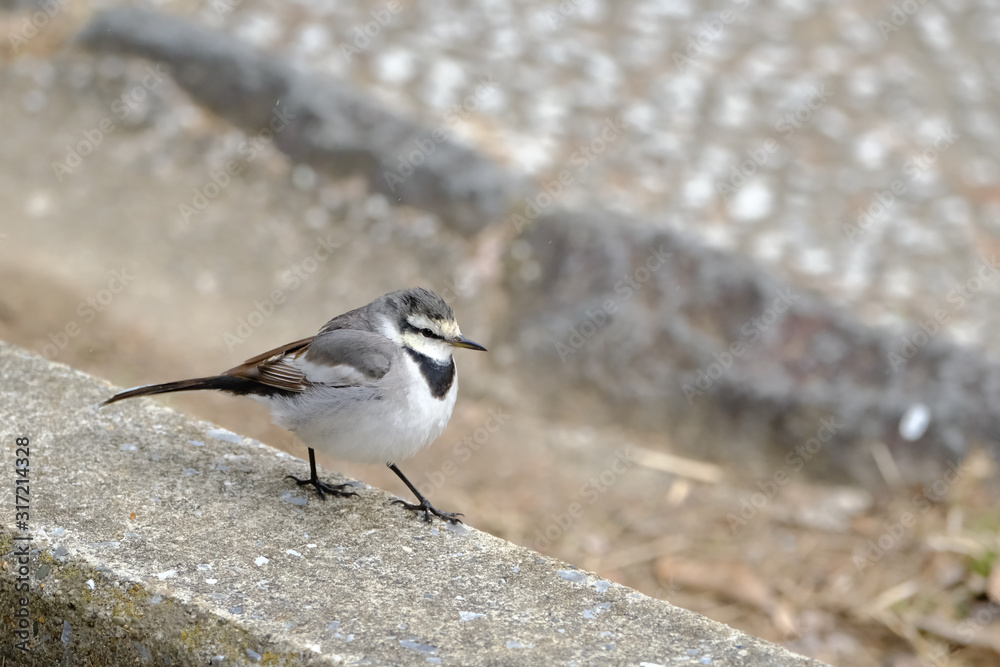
[263,354,458,464]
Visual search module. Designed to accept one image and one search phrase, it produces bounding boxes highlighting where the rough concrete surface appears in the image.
[0,342,823,666]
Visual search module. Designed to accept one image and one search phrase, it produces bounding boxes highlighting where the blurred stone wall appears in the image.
[2,0,1000,487]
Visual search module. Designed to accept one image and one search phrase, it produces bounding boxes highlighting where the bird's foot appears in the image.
[286,473,359,500]
[391,498,464,524]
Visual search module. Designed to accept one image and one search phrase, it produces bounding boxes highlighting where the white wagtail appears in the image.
[102,287,486,523]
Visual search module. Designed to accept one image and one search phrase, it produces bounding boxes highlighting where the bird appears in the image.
[101,287,487,523]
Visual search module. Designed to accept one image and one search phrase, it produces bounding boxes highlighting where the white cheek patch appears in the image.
[378,317,403,345]
[402,331,453,364]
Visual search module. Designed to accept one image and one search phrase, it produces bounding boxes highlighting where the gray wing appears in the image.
[299,328,394,386]
[221,329,393,392]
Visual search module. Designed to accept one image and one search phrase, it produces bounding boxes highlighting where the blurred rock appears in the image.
[502,208,1000,487]
[77,7,521,236]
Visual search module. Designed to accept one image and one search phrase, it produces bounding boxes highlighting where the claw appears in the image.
[391,498,464,524]
[286,473,359,500]
[385,462,465,524]
[288,448,359,500]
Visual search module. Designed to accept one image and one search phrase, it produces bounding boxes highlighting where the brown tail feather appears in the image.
[101,377,231,406]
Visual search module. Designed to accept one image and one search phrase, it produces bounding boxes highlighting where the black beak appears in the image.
[450,336,487,352]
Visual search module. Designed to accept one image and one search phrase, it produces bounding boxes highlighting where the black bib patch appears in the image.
[406,348,455,399]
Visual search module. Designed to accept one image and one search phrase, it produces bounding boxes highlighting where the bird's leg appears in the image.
[387,463,463,524]
[286,448,359,499]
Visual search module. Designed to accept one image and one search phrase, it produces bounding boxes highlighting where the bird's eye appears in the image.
[419,328,437,339]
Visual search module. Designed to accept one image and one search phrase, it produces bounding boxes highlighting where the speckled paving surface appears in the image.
[6,0,1000,350]
[175,0,1000,342]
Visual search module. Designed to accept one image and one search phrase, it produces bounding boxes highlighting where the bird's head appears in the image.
[379,287,487,363]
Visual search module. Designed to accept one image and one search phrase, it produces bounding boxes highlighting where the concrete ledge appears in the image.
[0,341,822,666]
